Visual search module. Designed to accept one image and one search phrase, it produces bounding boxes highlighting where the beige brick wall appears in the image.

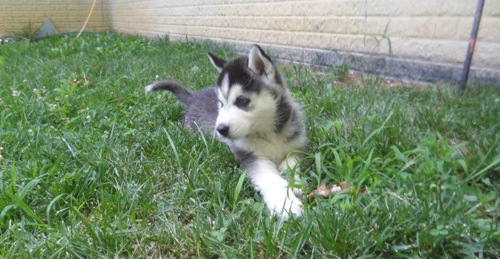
[0,0,109,37]
[106,0,500,82]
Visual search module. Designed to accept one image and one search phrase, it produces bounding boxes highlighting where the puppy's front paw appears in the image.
[283,195,303,219]
[246,159,304,219]
[266,189,303,219]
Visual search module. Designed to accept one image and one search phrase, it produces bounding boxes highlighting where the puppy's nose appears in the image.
[216,124,230,137]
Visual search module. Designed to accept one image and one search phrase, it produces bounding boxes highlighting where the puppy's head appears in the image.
[207,45,285,140]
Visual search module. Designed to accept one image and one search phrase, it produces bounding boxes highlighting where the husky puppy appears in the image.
[146,45,307,219]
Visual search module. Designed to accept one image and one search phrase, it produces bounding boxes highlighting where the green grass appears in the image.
[0,32,498,258]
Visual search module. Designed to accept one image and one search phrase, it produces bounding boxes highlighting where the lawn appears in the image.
[0,33,498,257]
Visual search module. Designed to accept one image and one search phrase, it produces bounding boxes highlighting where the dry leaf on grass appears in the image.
[307,181,365,200]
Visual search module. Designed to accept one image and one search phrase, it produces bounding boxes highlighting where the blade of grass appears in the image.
[232,171,246,211]
[163,127,180,164]
[5,193,45,226]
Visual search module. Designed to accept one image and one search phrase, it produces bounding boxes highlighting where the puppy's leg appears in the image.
[278,154,299,172]
[246,159,303,219]
[279,154,303,197]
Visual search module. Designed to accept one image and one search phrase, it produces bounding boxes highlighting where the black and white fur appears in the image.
[145,45,307,218]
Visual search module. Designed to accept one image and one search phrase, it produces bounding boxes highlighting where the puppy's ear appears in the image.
[207,52,226,72]
[248,45,276,81]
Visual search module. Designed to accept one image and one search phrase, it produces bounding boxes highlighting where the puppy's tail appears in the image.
[145,80,194,105]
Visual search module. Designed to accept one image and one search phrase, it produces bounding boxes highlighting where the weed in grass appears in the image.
[0,33,498,257]
[329,64,350,83]
[10,22,39,42]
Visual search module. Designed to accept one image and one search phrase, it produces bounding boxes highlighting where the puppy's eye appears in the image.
[235,97,250,108]
[218,100,224,108]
